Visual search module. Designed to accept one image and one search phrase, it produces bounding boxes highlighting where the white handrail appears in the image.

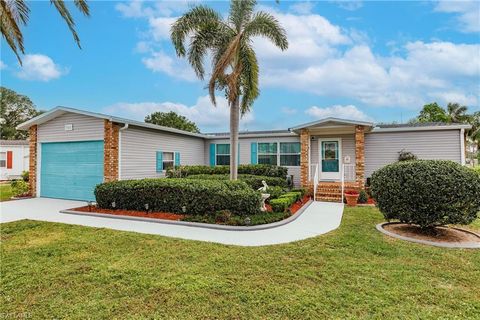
[313,163,319,201]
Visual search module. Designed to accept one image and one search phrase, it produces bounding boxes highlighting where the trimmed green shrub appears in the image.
[291,188,307,197]
[472,166,480,176]
[371,160,480,229]
[270,198,291,212]
[358,190,368,204]
[279,191,302,202]
[167,164,288,178]
[266,186,286,200]
[11,180,29,197]
[95,178,261,216]
[185,174,287,189]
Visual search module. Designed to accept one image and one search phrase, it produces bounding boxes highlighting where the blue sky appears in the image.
[1,0,479,132]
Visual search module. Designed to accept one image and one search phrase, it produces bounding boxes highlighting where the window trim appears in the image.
[215,143,231,166]
[0,151,6,168]
[255,141,301,167]
[257,142,278,166]
[279,142,301,167]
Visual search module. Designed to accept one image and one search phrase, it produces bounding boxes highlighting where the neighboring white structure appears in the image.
[0,140,29,180]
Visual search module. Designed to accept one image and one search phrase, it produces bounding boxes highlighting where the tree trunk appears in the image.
[230,97,240,180]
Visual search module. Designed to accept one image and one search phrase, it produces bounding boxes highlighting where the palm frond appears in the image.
[243,11,288,50]
[0,0,27,64]
[74,0,89,16]
[229,0,256,31]
[208,34,242,106]
[239,43,259,114]
[171,5,223,57]
[51,0,82,48]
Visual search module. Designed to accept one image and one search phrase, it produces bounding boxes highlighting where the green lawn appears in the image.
[1,207,479,319]
[0,183,13,201]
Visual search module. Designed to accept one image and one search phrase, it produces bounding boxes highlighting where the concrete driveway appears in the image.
[0,198,344,246]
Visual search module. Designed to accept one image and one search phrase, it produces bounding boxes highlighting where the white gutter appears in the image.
[118,123,129,180]
[460,128,465,165]
[371,124,471,133]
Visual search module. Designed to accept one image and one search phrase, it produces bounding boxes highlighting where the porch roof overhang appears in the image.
[289,117,374,135]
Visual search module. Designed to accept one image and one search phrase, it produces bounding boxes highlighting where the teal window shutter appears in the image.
[156,151,163,172]
[251,142,257,164]
[174,152,180,166]
[209,143,216,166]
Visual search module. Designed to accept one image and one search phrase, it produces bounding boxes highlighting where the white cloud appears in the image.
[331,1,363,11]
[16,54,66,81]
[0,60,6,70]
[142,51,196,81]
[281,107,298,115]
[290,2,315,15]
[435,0,480,33]
[104,95,255,132]
[305,105,372,121]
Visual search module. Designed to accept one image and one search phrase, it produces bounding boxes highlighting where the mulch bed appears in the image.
[289,195,311,214]
[72,206,185,221]
[70,196,312,224]
[384,223,480,244]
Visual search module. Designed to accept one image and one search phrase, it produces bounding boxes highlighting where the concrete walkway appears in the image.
[0,198,344,246]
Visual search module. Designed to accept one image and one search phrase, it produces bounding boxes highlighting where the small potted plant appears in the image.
[344,189,359,207]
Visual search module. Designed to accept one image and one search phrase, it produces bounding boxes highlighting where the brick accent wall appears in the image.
[300,129,310,187]
[28,125,38,196]
[104,120,119,182]
[355,125,365,189]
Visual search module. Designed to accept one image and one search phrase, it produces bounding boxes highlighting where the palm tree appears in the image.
[1,0,89,64]
[446,102,469,123]
[171,0,288,180]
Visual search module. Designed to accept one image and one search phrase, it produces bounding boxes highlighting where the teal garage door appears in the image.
[41,141,104,201]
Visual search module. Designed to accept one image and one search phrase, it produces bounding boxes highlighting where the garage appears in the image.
[40,140,104,201]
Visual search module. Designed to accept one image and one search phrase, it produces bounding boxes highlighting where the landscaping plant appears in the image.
[358,190,368,204]
[10,180,29,197]
[167,164,288,178]
[95,178,261,216]
[371,160,480,230]
[185,174,287,189]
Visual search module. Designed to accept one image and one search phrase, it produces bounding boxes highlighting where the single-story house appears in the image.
[17,106,470,202]
[0,140,29,180]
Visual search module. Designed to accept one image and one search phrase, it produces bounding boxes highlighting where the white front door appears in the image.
[319,138,342,180]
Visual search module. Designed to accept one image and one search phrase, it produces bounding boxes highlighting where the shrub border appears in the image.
[60,200,313,232]
[376,222,480,249]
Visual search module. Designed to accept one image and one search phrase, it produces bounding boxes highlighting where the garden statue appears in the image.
[257,180,270,211]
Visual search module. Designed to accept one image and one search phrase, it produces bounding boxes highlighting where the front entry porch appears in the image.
[290,117,373,202]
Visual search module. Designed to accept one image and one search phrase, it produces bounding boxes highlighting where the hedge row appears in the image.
[167,164,288,178]
[371,160,480,229]
[95,178,261,216]
[186,174,287,189]
[269,191,302,212]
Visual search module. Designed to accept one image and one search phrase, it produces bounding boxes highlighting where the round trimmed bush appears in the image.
[371,160,480,229]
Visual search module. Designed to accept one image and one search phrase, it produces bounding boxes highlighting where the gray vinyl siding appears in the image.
[37,113,104,142]
[311,134,356,182]
[120,126,205,180]
[365,130,462,177]
[206,136,302,186]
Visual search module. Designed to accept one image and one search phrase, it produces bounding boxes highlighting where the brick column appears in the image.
[28,125,38,196]
[104,120,119,182]
[300,129,310,188]
[355,125,365,189]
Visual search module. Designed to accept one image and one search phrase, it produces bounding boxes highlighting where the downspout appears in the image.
[460,128,465,166]
[118,123,129,180]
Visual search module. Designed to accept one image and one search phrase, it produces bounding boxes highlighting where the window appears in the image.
[0,152,5,168]
[162,152,174,171]
[216,144,230,165]
[258,142,277,165]
[280,142,300,166]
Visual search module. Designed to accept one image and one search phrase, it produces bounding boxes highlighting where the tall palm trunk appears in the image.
[230,97,240,180]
